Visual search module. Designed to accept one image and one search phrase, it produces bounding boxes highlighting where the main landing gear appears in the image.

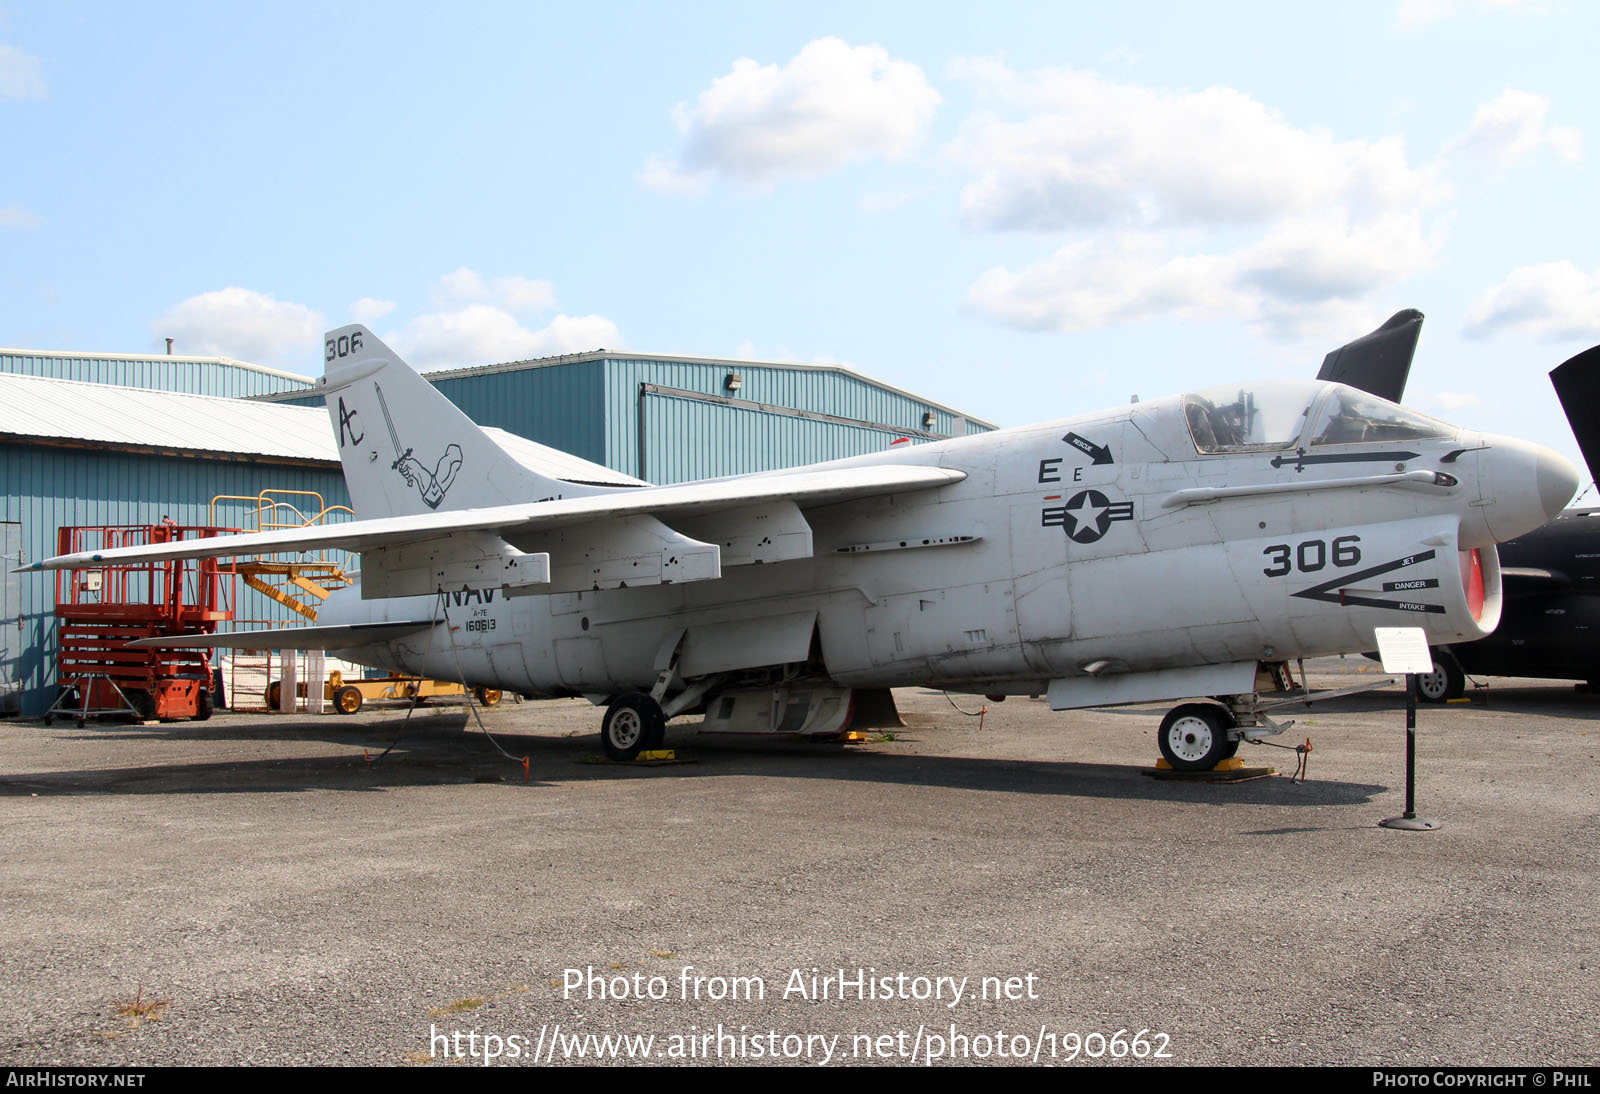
[1157,703,1240,771]
[600,691,667,761]
[1154,667,1400,771]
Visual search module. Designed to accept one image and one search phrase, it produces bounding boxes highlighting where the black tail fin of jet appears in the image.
[1549,344,1600,487]
[1317,309,1424,403]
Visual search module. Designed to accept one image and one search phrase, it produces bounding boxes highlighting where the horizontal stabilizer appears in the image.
[1317,309,1423,403]
[1550,344,1600,487]
[124,620,436,650]
[1498,566,1573,597]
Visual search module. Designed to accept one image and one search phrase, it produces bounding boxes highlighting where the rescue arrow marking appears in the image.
[1062,432,1114,466]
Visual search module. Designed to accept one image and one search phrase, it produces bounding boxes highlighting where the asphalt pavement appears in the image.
[1,658,1595,1067]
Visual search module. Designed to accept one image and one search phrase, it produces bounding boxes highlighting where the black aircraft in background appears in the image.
[1323,312,1600,700]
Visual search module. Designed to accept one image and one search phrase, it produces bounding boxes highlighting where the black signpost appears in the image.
[1375,628,1441,832]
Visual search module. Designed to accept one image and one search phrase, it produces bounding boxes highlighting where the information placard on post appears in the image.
[1375,627,1434,675]
[1375,626,1441,831]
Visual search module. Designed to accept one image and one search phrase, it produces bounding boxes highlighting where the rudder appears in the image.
[321,325,591,518]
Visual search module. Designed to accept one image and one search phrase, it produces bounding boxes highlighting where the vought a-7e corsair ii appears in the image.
[32,325,1581,769]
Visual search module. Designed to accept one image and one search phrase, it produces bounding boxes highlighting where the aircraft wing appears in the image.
[27,464,965,596]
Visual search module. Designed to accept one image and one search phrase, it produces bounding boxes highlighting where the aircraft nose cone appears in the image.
[1472,436,1582,545]
[1537,447,1581,522]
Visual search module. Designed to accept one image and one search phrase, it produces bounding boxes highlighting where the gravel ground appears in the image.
[1,659,1595,1067]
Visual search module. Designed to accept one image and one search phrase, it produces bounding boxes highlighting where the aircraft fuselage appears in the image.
[321,379,1568,711]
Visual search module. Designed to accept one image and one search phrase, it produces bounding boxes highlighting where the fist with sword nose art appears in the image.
[376,382,463,509]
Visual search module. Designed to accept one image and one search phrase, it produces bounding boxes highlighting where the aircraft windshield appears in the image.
[1182,382,1317,453]
[1309,389,1454,446]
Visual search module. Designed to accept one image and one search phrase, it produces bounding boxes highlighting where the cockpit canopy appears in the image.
[1182,381,1455,454]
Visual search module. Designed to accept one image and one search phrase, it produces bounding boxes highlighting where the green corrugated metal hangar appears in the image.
[262,347,994,484]
[0,343,995,716]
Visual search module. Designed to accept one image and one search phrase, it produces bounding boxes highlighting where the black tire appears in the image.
[644,715,666,750]
[194,688,213,722]
[1158,703,1235,771]
[1416,656,1465,703]
[126,689,156,722]
[474,688,503,707]
[333,685,364,715]
[265,681,282,709]
[48,686,74,726]
[601,691,666,762]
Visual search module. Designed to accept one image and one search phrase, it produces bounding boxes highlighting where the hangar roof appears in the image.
[0,372,644,484]
[0,373,337,464]
[0,346,314,398]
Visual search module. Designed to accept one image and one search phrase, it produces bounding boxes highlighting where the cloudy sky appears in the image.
[3,1,1596,482]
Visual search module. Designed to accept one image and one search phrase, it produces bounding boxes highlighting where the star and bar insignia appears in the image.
[1042,489,1135,544]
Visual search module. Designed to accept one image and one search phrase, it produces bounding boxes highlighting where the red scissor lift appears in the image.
[50,524,237,725]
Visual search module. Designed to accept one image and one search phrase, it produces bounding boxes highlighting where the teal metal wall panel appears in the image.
[263,362,610,467]
[606,357,956,443]
[0,522,18,714]
[263,352,989,485]
[638,389,935,484]
[607,357,979,483]
[428,362,607,467]
[0,442,349,716]
[0,352,314,398]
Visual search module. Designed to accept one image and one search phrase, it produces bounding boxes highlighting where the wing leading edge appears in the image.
[29,463,966,595]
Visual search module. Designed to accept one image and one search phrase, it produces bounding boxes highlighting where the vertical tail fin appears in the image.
[321,325,591,518]
[1550,344,1600,489]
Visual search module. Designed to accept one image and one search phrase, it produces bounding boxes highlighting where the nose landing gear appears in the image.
[600,691,667,762]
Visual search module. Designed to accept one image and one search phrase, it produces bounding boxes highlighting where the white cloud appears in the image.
[436,266,489,302]
[0,44,45,99]
[1464,261,1600,341]
[953,60,1450,339]
[947,59,1440,232]
[431,267,556,313]
[1446,89,1581,169]
[0,204,40,228]
[645,37,941,189]
[493,275,556,313]
[968,235,1244,332]
[1238,211,1439,302]
[153,288,324,367]
[350,297,396,323]
[639,156,707,194]
[966,222,1421,343]
[386,304,621,368]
